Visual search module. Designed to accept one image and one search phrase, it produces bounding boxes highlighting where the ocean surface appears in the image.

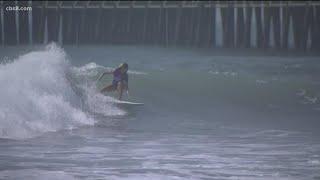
[0,43,320,179]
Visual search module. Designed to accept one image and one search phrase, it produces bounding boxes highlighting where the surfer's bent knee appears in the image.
[101,85,115,93]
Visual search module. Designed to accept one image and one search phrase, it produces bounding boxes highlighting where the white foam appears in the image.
[208,70,237,77]
[71,62,106,77]
[128,70,148,75]
[0,43,94,139]
[308,159,320,165]
[82,84,126,116]
[256,79,268,84]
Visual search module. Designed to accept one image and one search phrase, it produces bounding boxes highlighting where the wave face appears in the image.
[0,44,125,139]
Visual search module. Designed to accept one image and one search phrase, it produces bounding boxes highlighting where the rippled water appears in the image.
[1,128,319,180]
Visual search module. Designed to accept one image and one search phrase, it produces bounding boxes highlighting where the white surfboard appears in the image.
[114,100,144,105]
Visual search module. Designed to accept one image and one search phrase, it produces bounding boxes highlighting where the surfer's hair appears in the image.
[121,63,128,69]
[122,63,129,69]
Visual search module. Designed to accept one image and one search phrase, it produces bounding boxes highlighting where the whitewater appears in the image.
[0,44,319,179]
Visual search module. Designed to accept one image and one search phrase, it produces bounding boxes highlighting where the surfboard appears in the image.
[114,100,144,105]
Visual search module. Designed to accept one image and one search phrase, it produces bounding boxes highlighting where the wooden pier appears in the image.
[0,1,319,51]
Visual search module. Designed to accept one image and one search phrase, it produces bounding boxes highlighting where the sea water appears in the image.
[0,43,319,179]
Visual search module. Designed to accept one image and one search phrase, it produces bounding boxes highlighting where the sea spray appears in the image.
[0,44,95,139]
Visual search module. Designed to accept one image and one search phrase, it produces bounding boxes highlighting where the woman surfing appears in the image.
[98,63,129,100]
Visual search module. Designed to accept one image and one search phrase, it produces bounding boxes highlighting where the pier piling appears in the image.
[0,1,318,51]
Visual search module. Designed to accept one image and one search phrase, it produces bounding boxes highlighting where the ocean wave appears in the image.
[0,43,126,139]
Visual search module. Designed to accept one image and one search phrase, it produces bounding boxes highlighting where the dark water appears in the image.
[0,44,319,179]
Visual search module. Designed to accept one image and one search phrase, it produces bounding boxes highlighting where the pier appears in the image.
[0,1,319,51]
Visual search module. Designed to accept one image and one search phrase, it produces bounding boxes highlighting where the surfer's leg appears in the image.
[100,84,116,93]
[122,81,128,91]
[101,80,119,93]
[117,82,125,100]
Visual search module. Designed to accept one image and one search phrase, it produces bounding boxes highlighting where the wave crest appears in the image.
[0,43,96,139]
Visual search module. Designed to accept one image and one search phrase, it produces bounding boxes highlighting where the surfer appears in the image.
[98,63,129,100]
